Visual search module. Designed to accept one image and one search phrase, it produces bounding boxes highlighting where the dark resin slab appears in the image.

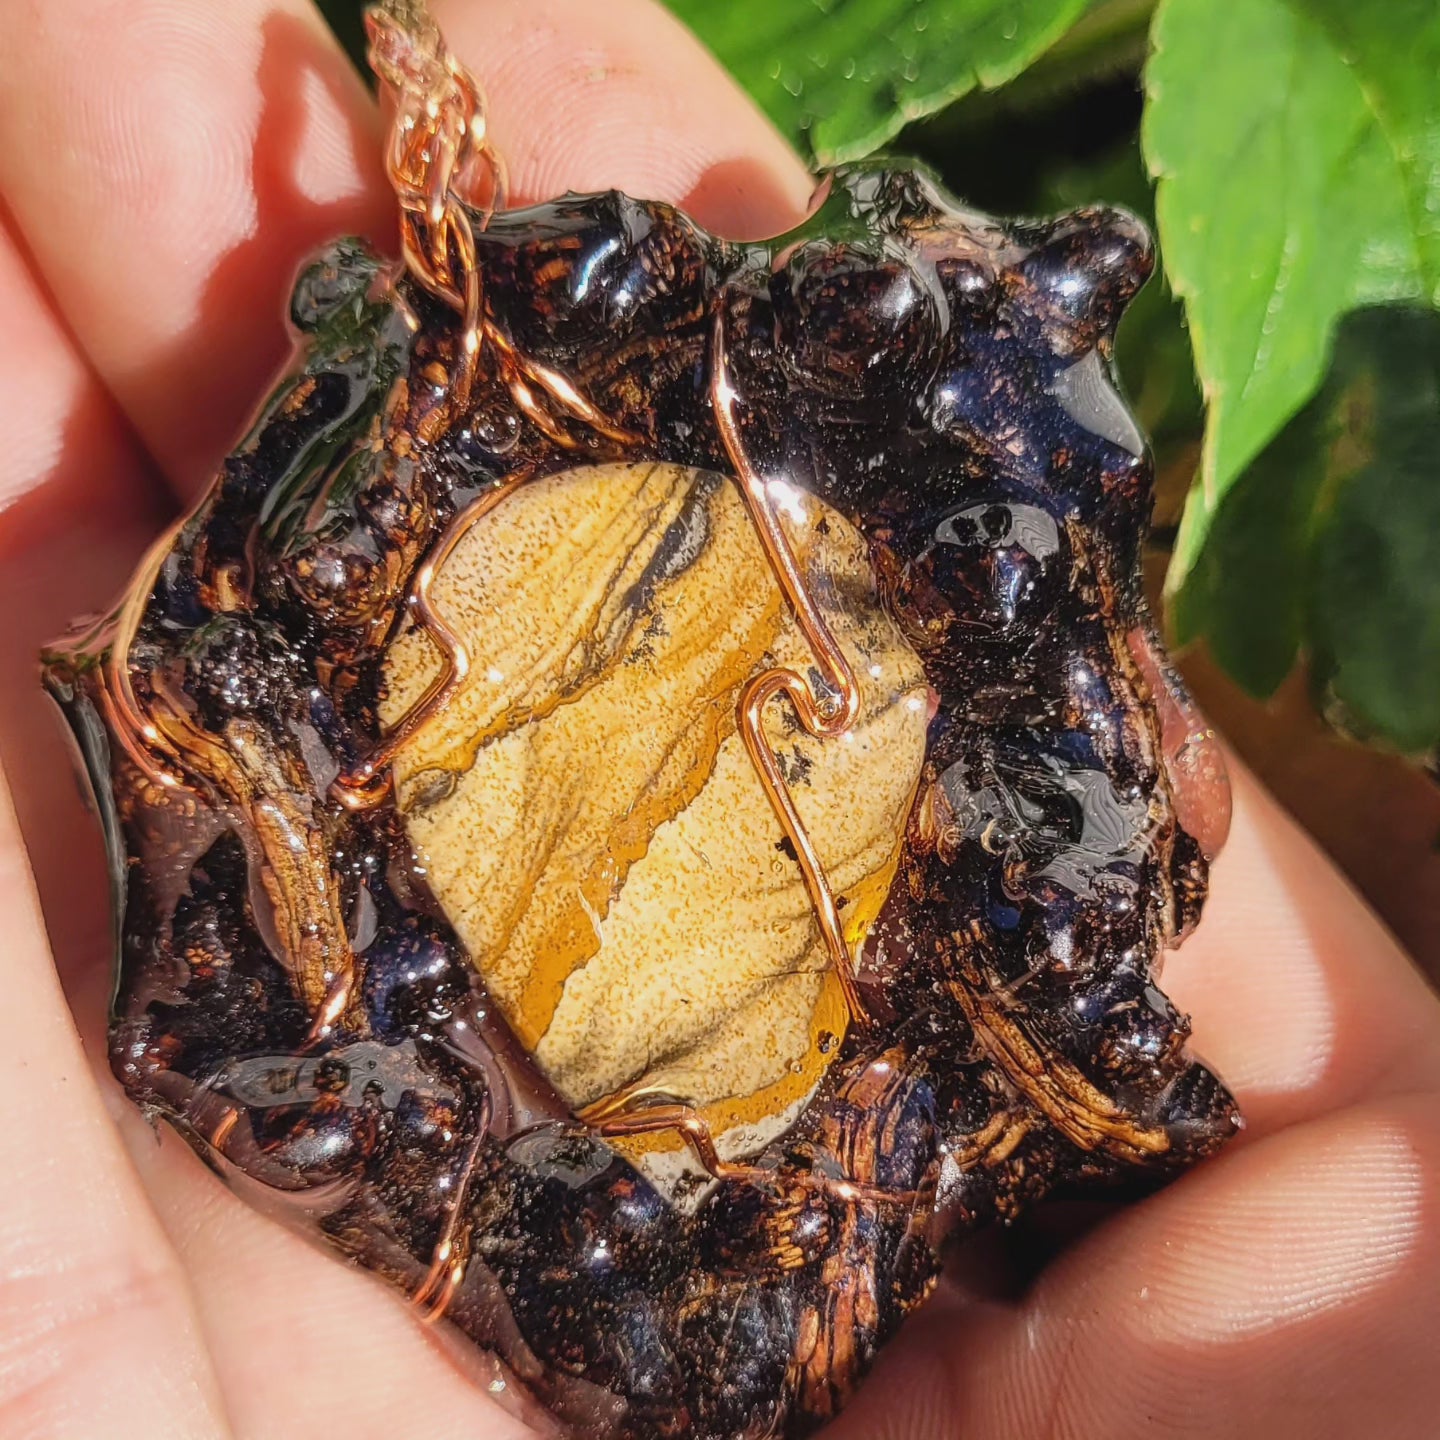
[45,165,1238,1438]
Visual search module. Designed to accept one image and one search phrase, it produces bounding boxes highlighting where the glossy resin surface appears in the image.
[46,165,1238,1438]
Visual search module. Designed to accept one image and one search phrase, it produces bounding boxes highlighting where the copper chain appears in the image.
[366,0,508,412]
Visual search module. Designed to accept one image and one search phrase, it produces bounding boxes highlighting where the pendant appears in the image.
[43,3,1239,1435]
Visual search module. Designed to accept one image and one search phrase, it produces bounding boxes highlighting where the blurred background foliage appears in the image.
[318,0,1440,970]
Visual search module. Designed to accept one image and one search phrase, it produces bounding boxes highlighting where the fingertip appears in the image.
[431,0,814,236]
[0,0,392,495]
[1165,761,1440,1135]
[1013,1100,1440,1439]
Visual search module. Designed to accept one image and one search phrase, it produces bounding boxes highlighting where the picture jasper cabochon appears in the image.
[45,156,1240,1436]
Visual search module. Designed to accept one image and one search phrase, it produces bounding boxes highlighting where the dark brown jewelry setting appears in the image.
[44,4,1239,1435]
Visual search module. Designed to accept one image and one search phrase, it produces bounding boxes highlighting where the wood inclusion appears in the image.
[43,5,1240,1434]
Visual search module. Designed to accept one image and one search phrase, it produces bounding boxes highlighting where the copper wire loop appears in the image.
[708,314,871,1029]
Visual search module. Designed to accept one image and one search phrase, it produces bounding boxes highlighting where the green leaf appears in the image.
[1296,0,1440,300]
[666,0,1093,164]
[1174,306,1440,758]
[1143,0,1425,599]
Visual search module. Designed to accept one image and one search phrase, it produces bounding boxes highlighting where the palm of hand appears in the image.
[0,3,1436,1438]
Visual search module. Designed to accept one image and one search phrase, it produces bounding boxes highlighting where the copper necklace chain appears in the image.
[366,0,498,411]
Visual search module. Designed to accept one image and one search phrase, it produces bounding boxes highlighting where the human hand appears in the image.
[0,3,1436,1437]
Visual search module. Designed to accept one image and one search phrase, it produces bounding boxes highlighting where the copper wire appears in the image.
[369,1,638,448]
[101,518,197,794]
[410,1123,487,1323]
[486,326,640,448]
[329,471,527,808]
[301,964,358,1049]
[707,314,870,1027]
[209,1107,240,1155]
[335,4,638,804]
[368,1,504,413]
[588,1102,916,1210]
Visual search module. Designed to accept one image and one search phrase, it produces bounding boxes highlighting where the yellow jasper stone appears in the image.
[381,462,929,1197]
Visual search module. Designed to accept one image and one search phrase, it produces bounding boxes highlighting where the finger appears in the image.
[0,0,390,497]
[0,216,173,1033]
[842,1093,1440,1440]
[117,1121,537,1440]
[1164,763,1440,1137]
[0,767,232,1438]
[431,0,813,234]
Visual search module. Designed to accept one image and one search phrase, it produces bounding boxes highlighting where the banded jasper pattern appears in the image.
[382,462,930,1195]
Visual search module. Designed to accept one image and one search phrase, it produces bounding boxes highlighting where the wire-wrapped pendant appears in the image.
[43,3,1238,1435]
